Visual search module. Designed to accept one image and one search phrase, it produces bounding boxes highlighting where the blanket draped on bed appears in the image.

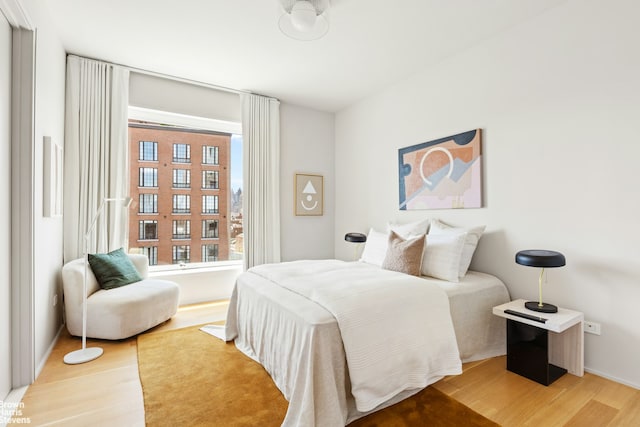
[231,260,462,413]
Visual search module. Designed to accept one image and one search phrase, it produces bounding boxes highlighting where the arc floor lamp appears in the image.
[64,197,132,365]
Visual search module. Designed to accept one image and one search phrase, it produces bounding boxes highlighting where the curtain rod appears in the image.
[67,53,257,97]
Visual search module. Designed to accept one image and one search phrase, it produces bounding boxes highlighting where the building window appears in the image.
[172,245,190,264]
[173,143,191,163]
[139,220,158,240]
[202,195,219,214]
[141,246,158,266]
[172,194,191,214]
[203,146,219,165]
[173,169,191,189]
[139,167,158,187]
[139,141,158,161]
[202,170,219,189]
[172,220,191,239]
[202,219,219,239]
[202,244,218,262]
[139,194,158,214]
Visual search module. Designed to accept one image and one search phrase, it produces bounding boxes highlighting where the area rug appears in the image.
[137,325,499,426]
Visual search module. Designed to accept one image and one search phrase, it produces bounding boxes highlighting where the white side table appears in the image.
[493,299,584,385]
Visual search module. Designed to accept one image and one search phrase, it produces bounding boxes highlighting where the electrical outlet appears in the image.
[584,321,601,335]
[53,294,58,307]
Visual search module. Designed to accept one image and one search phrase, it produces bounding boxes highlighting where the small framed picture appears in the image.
[295,173,323,216]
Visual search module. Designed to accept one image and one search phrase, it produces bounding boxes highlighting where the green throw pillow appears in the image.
[88,248,143,290]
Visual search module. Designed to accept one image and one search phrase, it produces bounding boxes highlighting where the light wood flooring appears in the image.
[14,301,640,426]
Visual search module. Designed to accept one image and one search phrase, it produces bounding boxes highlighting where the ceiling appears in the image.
[45,0,566,112]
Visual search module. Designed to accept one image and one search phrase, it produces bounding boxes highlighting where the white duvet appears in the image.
[247,260,462,412]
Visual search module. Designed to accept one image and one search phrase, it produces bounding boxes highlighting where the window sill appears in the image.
[149,260,243,277]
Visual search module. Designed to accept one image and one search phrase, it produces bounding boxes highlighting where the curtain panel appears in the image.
[241,93,281,270]
[63,56,130,262]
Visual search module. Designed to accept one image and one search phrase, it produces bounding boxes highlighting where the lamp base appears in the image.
[63,347,103,365]
[525,301,558,313]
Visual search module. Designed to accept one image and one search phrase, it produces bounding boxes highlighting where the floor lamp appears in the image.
[64,197,132,365]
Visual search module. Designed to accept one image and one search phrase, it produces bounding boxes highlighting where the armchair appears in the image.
[62,253,180,340]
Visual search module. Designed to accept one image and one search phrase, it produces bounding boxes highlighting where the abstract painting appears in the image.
[398,129,482,210]
[295,173,323,216]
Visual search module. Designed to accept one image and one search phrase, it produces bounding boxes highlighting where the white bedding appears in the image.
[248,260,462,412]
[215,260,509,426]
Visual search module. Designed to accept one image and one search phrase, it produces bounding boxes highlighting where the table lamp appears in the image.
[515,249,566,313]
[345,232,367,260]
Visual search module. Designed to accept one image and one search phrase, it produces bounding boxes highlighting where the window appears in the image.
[173,143,191,163]
[128,110,243,267]
[172,245,190,264]
[139,220,158,240]
[202,170,219,189]
[203,146,218,165]
[173,169,191,188]
[139,194,158,214]
[202,195,218,214]
[202,244,218,262]
[141,246,158,266]
[202,219,219,239]
[139,167,158,187]
[139,141,157,161]
[172,194,190,214]
[173,220,191,239]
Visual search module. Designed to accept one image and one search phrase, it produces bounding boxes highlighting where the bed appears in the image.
[212,259,509,427]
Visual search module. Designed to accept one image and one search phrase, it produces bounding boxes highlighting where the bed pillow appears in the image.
[429,219,486,278]
[359,228,389,266]
[88,247,143,290]
[382,231,425,276]
[387,218,430,238]
[421,232,467,282]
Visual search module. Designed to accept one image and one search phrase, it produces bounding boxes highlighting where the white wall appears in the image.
[129,72,241,123]
[20,0,67,374]
[335,0,640,388]
[280,102,335,261]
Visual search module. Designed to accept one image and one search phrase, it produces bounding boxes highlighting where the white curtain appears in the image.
[241,93,281,270]
[63,56,130,262]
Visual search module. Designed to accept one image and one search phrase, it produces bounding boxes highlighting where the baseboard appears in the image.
[35,324,64,379]
[584,367,640,390]
[0,386,28,427]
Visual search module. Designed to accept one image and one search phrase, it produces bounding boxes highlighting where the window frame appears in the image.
[202,219,219,239]
[139,193,158,214]
[129,106,243,272]
[202,195,219,214]
[172,194,191,214]
[172,168,191,189]
[139,220,158,240]
[172,143,191,163]
[203,145,219,165]
[202,170,219,190]
[139,140,158,161]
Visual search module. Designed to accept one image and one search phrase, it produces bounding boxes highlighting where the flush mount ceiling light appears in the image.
[279,0,330,41]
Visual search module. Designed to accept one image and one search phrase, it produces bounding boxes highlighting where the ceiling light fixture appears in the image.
[279,0,330,41]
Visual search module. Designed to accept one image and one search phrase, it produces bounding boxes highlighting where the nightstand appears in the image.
[493,299,584,386]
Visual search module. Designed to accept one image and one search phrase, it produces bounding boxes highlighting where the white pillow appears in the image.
[387,219,430,238]
[359,228,389,266]
[429,219,485,277]
[421,232,467,282]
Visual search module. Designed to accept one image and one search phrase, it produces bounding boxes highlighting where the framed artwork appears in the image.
[398,129,482,210]
[43,136,63,217]
[295,173,323,216]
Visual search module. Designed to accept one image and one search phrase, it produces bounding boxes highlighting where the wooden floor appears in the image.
[14,301,640,426]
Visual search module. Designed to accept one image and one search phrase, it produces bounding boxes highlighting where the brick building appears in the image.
[128,122,231,266]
